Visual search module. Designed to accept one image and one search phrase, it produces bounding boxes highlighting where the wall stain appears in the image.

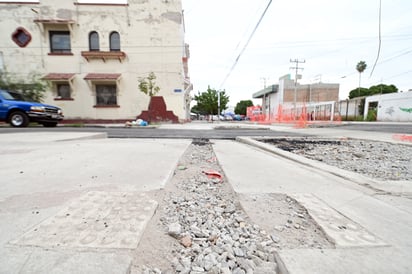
[161,12,181,24]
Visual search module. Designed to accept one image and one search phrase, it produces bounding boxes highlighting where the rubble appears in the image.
[261,138,412,181]
[132,140,332,273]
[133,141,284,273]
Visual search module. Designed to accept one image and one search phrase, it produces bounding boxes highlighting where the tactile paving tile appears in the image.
[291,193,387,247]
[11,191,158,249]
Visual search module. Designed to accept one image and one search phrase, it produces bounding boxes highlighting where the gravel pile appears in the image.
[135,140,280,273]
[261,138,412,181]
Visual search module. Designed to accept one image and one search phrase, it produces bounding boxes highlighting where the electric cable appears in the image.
[369,0,382,77]
[219,0,272,89]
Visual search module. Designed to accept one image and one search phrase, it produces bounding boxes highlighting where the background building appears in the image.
[0,0,191,122]
[253,74,340,121]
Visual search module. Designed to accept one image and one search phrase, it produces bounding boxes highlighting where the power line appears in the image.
[219,0,273,89]
[370,69,412,85]
[369,0,382,78]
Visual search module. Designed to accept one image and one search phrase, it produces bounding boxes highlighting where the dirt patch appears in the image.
[238,193,334,249]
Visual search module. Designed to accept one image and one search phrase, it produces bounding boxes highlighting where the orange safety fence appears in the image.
[247,104,343,128]
[392,134,412,142]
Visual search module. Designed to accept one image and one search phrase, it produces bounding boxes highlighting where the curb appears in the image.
[236,136,406,195]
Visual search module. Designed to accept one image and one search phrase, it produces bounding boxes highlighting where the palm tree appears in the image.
[356,61,367,97]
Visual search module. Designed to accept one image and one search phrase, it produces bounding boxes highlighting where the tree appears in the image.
[348,84,398,116]
[234,100,253,115]
[138,72,160,97]
[368,84,398,95]
[0,71,47,102]
[348,87,369,99]
[356,61,367,97]
[192,86,229,115]
[348,84,398,99]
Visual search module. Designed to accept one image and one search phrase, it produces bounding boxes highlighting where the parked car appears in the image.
[233,114,247,121]
[7,91,28,101]
[0,89,64,127]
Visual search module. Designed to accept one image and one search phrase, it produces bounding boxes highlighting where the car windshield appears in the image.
[0,90,28,101]
[0,90,16,100]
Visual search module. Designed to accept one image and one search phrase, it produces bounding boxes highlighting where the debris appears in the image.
[125,119,148,127]
[207,157,217,163]
[180,235,192,247]
[202,170,223,181]
[167,222,182,239]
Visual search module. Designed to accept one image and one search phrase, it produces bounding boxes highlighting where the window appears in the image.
[89,31,99,51]
[56,84,71,99]
[12,27,32,48]
[49,31,71,53]
[109,31,120,51]
[96,85,117,106]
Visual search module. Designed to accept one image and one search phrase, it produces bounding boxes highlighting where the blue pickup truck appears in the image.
[0,89,63,127]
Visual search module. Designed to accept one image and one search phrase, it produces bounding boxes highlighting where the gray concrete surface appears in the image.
[1,123,411,273]
[213,129,412,274]
[0,132,190,274]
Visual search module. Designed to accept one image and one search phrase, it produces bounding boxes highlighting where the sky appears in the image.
[182,0,412,106]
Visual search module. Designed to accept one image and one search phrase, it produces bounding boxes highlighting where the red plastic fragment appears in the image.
[202,170,223,180]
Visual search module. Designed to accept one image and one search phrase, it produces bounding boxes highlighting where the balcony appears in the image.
[81,51,126,62]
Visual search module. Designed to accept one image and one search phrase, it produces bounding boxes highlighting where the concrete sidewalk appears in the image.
[1,123,411,273]
[213,138,412,274]
[0,132,191,273]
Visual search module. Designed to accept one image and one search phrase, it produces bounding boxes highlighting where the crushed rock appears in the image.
[260,137,412,181]
[131,140,332,273]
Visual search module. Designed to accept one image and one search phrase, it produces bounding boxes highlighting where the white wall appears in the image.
[365,92,412,122]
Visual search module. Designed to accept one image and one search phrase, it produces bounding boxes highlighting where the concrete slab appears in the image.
[237,137,412,194]
[213,140,412,274]
[0,132,106,144]
[276,247,412,274]
[0,247,133,274]
[0,133,190,273]
[291,193,386,247]
[0,135,191,198]
[11,191,157,250]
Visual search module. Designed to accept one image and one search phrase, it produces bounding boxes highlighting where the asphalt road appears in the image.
[337,123,412,134]
[0,126,302,139]
[0,122,411,138]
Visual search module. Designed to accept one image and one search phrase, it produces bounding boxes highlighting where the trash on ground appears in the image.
[125,119,148,127]
[202,170,223,181]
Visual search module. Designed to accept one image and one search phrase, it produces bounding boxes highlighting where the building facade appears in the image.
[364,91,412,122]
[0,0,191,122]
[253,74,340,121]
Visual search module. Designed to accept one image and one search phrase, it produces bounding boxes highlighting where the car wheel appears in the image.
[42,122,58,127]
[9,111,29,127]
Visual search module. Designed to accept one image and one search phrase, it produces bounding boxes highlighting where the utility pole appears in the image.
[290,59,305,119]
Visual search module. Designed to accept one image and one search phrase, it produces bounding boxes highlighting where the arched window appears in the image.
[89,31,99,51]
[109,31,120,51]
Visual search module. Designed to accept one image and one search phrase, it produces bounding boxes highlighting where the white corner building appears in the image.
[0,0,191,122]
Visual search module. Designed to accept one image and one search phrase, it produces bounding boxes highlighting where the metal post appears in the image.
[290,59,305,120]
[217,90,220,123]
